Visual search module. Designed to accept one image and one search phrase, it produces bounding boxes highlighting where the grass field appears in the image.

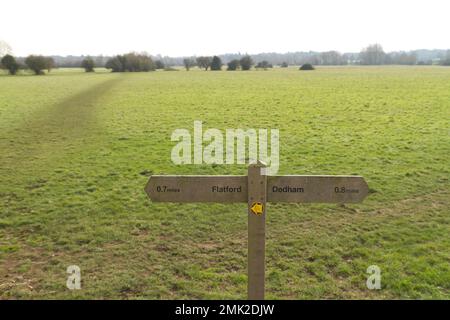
[0,67,449,299]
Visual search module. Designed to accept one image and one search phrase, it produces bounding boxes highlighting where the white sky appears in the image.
[1,0,449,57]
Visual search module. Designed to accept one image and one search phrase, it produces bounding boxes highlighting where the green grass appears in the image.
[0,67,449,299]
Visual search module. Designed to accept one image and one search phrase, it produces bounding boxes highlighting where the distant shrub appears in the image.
[105,56,124,72]
[210,56,222,71]
[25,55,48,75]
[227,59,240,71]
[164,67,178,71]
[1,54,20,75]
[417,60,432,66]
[105,53,155,72]
[155,60,165,69]
[81,57,95,72]
[240,55,253,71]
[299,63,315,70]
[281,62,288,68]
[255,60,273,69]
[123,53,155,72]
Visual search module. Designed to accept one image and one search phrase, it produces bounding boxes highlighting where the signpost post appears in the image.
[144,161,369,299]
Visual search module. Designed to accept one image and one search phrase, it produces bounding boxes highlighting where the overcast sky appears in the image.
[1,0,449,57]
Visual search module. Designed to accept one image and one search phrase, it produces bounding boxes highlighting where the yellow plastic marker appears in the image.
[251,202,264,215]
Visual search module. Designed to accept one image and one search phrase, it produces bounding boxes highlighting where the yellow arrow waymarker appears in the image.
[251,202,264,215]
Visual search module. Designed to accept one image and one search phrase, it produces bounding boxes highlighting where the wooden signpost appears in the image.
[144,161,369,300]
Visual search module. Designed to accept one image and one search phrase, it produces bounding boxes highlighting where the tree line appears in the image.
[358,44,418,65]
[2,41,450,75]
[1,52,260,74]
[183,55,261,71]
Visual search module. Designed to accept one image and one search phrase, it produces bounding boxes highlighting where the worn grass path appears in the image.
[0,74,124,170]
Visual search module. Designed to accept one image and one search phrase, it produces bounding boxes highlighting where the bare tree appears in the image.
[45,57,55,72]
[320,51,345,65]
[183,58,195,71]
[441,50,450,66]
[196,56,212,71]
[360,44,386,65]
[0,40,12,57]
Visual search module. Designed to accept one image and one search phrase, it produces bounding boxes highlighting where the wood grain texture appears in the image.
[268,175,369,203]
[145,175,247,202]
[247,162,267,300]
